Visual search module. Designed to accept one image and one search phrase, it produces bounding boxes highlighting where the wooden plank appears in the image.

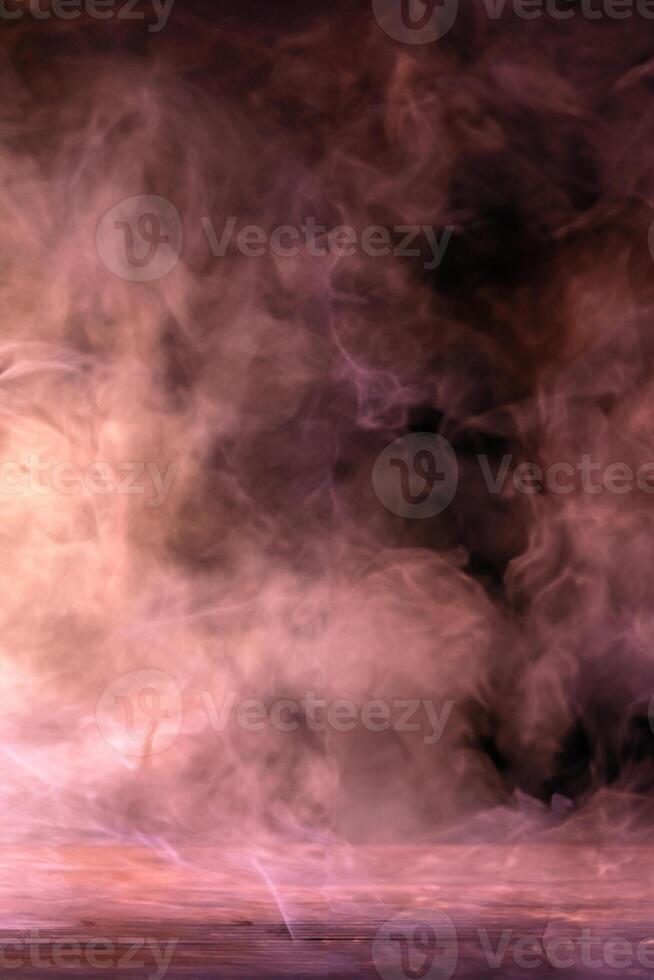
[1,844,653,976]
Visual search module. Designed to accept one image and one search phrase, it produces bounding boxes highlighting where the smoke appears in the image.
[1,1,654,884]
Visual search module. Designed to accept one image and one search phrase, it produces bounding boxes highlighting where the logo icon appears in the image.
[372,0,458,43]
[373,910,459,980]
[372,433,458,518]
[96,669,183,756]
[96,195,182,282]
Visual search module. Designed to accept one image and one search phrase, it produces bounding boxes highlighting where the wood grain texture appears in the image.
[2,844,653,977]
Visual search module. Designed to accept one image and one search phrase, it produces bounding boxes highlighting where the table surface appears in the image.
[2,843,653,977]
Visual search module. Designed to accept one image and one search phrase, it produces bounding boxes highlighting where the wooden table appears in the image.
[2,843,652,977]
